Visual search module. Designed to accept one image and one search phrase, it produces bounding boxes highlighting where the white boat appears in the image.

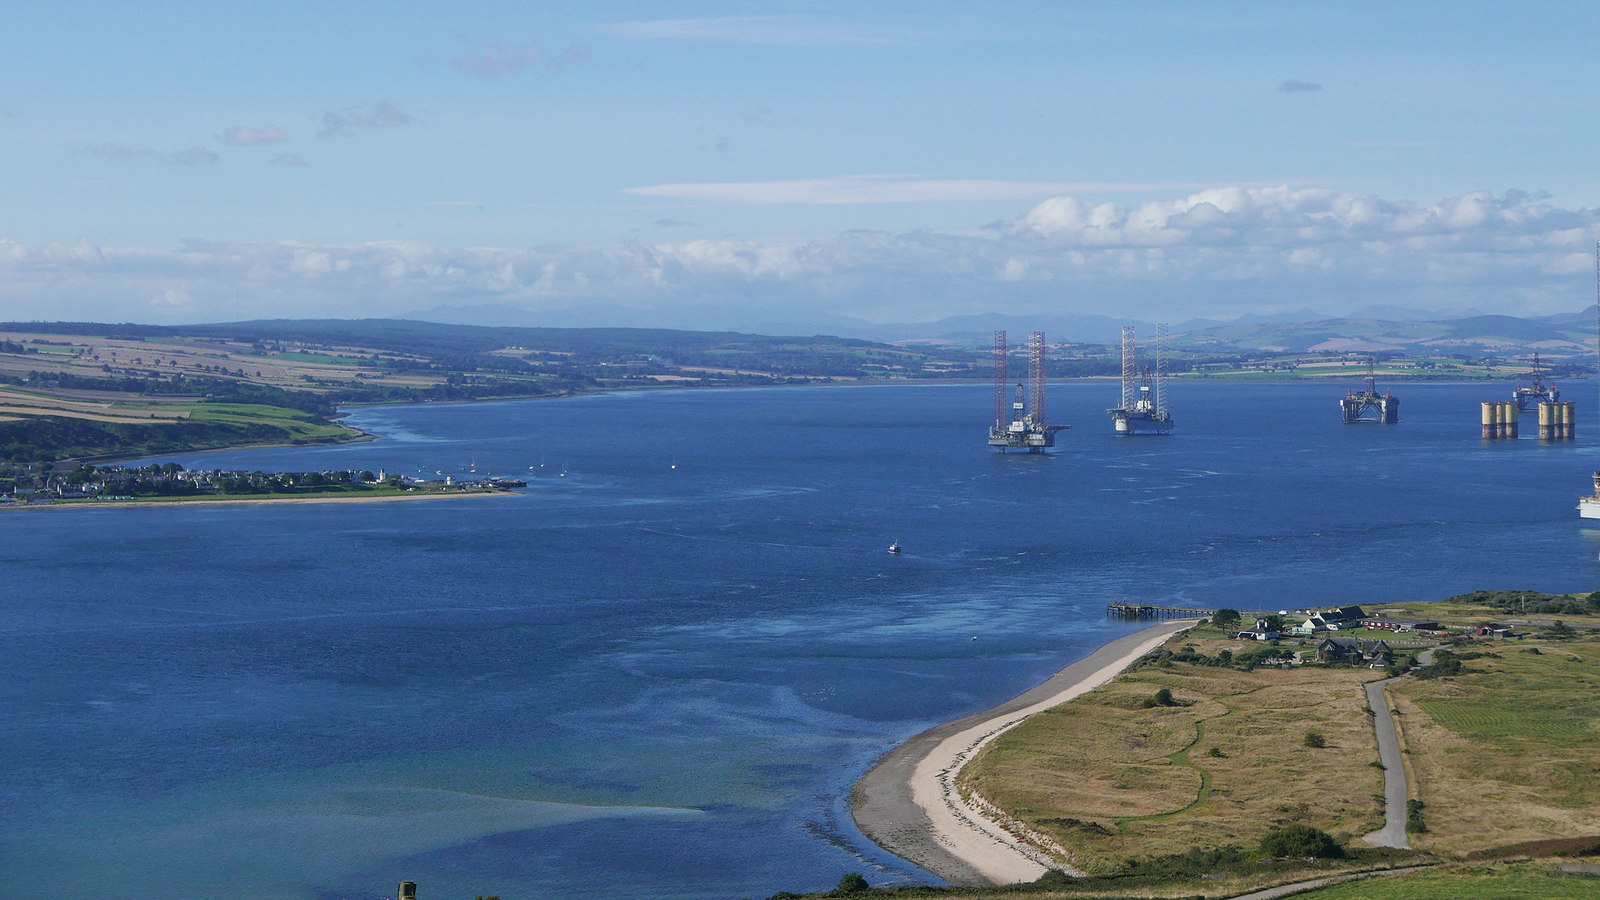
[888,541,901,554]
[1581,473,1600,519]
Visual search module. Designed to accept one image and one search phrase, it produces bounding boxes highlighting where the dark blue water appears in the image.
[5,381,1599,900]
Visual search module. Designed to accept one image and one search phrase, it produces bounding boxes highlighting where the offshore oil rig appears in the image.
[1340,356,1399,424]
[1107,324,1173,435]
[1513,351,1559,412]
[988,330,1068,452]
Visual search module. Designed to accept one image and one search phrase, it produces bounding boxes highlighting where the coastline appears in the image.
[851,618,1196,886]
[3,488,518,510]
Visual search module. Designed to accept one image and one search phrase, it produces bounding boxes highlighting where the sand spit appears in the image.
[852,618,1195,885]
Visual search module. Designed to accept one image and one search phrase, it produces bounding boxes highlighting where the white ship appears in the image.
[1108,324,1174,435]
[1580,473,1600,519]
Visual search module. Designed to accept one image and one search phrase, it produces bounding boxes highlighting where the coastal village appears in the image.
[904,594,1600,900]
[0,461,522,504]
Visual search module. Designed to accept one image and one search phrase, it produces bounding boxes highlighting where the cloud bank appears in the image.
[1,187,1595,327]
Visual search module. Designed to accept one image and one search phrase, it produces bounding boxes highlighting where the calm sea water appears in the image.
[6,380,1600,900]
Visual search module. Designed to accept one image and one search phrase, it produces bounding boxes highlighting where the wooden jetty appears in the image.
[1107,602,1276,620]
[1107,602,1213,619]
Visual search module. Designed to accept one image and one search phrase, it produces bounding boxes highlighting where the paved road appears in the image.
[1361,649,1433,849]
[1222,865,1436,900]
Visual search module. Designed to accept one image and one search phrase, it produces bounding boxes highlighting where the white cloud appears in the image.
[318,101,412,140]
[219,125,288,146]
[0,188,1596,326]
[270,153,309,168]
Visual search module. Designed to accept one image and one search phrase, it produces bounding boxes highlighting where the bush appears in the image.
[1259,824,1344,859]
[1407,799,1428,834]
[1142,687,1182,708]
[835,873,869,894]
[1304,731,1326,748]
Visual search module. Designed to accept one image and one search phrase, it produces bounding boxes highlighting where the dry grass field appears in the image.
[0,386,190,424]
[961,628,1388,876]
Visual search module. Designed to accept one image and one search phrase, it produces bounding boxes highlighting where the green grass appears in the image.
[1294,865,1600,899]
[265,351,369,366]
[182,403,355,441]
[1414,698,1596,743]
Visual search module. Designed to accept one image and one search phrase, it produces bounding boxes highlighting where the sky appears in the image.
[4,1,1600,330]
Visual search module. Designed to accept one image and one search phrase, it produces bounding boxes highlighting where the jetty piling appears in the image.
[1105,601,1272,620]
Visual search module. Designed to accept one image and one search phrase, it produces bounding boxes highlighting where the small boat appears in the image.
[888,541,901,555]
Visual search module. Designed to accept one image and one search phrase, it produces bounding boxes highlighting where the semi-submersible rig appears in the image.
[988,330,1068,452]
[1340,357,1399,424]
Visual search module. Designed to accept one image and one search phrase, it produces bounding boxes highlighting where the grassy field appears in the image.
[181,402,357,442]
[1387,633,1600,855]
[961,625,1388,876]
[946,608,1600,899]
[1292,862,1600,899]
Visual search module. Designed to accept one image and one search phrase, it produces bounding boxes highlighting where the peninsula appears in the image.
[846,593,1600,899]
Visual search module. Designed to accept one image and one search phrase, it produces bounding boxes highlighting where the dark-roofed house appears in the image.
[1316,637,1392,665]
[1235,618,1281,641]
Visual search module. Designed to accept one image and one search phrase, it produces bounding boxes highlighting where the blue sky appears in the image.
[3,1,1600,329]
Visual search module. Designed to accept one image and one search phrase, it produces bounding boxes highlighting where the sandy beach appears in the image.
[851,618,1196,885]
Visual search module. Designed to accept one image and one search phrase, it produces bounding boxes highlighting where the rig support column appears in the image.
[1541,401,1576,440]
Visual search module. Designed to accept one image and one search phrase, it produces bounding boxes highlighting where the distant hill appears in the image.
[404,304,1598,357]
[1171,307,1598,359]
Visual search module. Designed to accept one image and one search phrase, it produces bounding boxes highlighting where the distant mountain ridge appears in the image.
[1172,307,1598,358]
[405,304,1599,358]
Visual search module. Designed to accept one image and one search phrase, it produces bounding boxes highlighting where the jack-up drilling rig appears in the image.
[1107,324,1174,435]
[988,330,1068,452]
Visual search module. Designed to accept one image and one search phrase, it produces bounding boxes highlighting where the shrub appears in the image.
[1407,799,1428,834]
[1142,687,1182,708]
[835,873,869,894]
[1304,731,1326,748]
[1259,824,1344,859]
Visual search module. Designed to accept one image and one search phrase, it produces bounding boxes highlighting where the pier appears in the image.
[1106,601,1270,620]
